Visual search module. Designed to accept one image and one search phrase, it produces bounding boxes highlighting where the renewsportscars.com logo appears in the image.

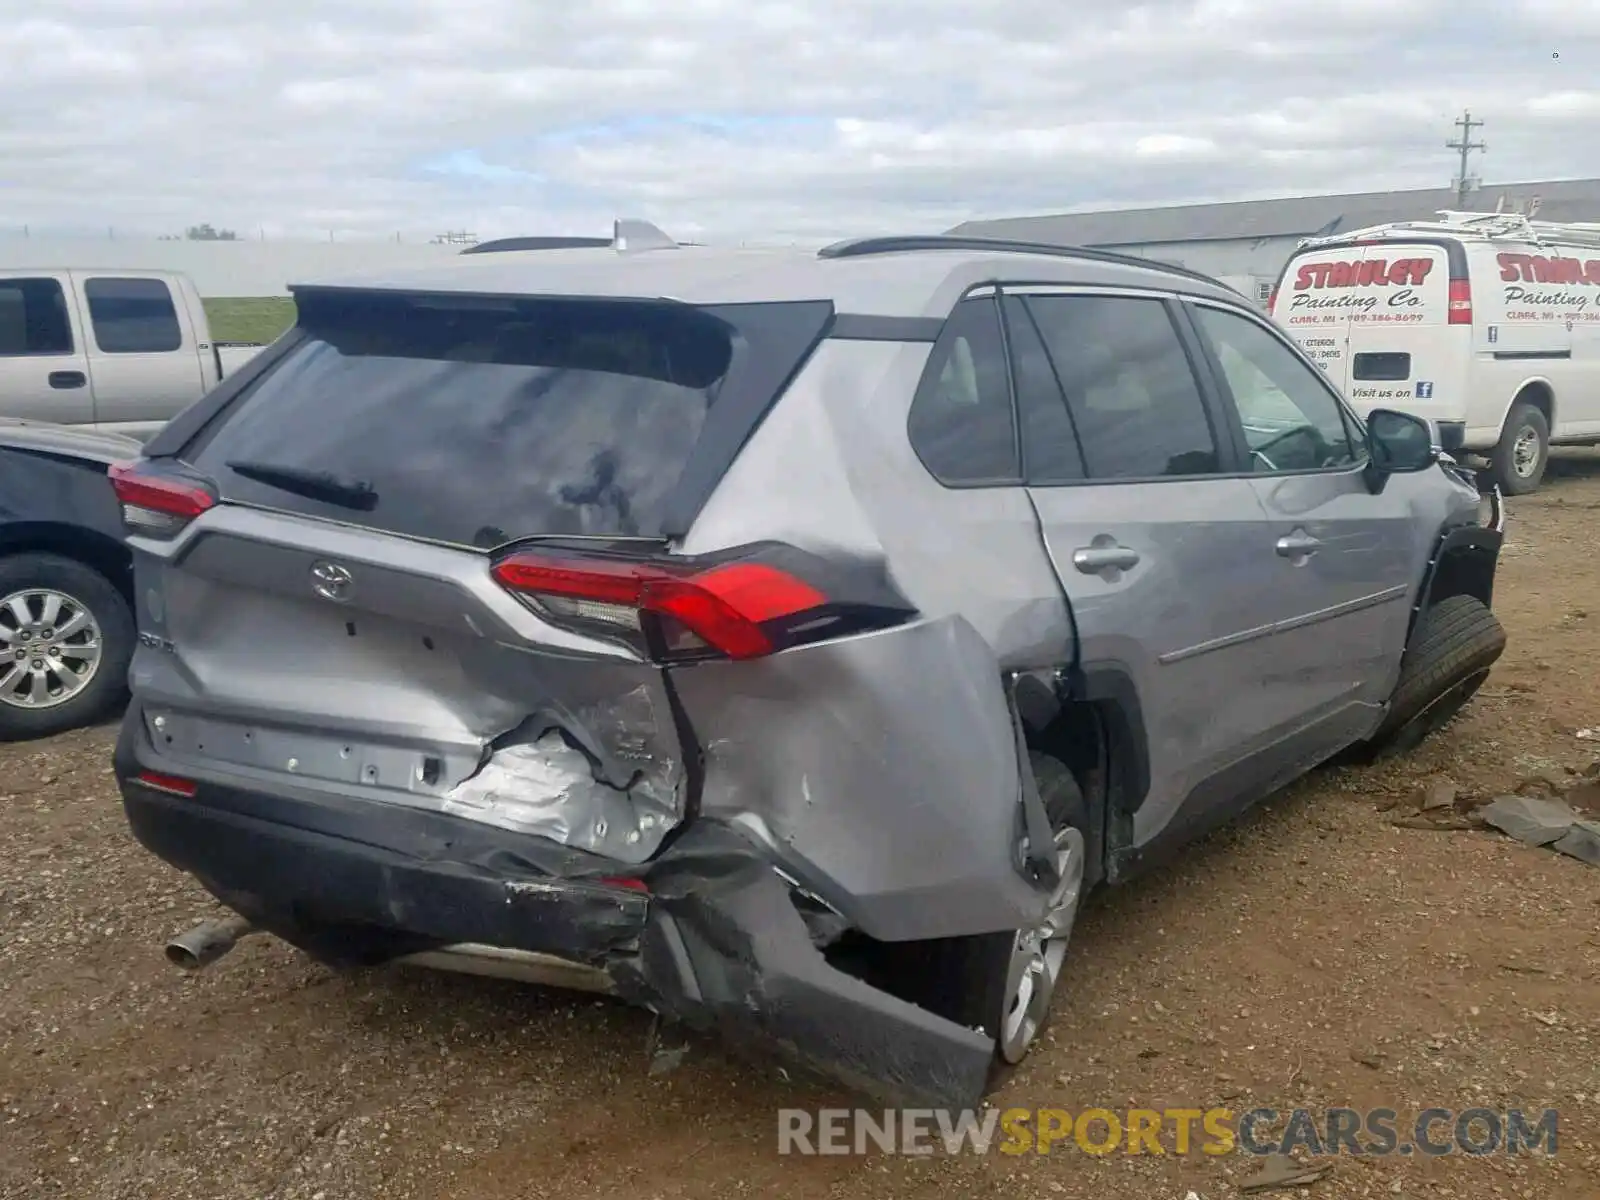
[778,1106,1559,1158]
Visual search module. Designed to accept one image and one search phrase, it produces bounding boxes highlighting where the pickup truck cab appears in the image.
[0,269,265,441]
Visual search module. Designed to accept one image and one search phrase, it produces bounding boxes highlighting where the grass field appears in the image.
[203,297,297,344]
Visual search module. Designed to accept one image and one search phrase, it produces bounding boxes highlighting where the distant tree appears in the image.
[185,223,238,241]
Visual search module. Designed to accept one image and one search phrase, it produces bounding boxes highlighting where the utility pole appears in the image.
[1447,109,1486,209]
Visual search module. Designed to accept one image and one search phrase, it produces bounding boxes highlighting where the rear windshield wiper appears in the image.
[225,460,378,511]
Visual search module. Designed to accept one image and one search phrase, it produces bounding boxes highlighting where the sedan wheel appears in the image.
[0,587,106,710]
[0,553,133,742]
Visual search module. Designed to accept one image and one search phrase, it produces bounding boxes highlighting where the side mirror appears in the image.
[1364,408,1438,493]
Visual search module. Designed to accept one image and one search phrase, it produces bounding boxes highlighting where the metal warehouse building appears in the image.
[949,177,1600,307]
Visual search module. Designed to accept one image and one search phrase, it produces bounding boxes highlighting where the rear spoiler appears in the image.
[462,220,699,256]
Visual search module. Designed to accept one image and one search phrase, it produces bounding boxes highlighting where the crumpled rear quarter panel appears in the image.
[671,338,1072,941]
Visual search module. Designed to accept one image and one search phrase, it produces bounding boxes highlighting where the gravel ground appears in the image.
[4,457,1600,1200]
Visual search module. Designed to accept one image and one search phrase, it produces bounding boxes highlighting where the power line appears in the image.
[1447,109,1486,208]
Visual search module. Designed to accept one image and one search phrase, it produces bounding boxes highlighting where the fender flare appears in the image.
[1405,518,1504,648]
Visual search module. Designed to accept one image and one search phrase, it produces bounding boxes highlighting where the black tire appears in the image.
[0,553,134,742]
[907,753,1088,1084]
[1489,400,1549,496]
[1366,594,1506,759]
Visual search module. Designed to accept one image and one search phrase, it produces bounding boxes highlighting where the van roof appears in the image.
[1295,210,1600,254]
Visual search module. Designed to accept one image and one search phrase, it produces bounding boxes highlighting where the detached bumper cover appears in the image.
[115,706,993,1108]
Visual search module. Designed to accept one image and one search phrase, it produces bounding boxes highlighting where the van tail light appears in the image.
[108,460,217,536]
[1266,286,1279,313]
[1448,279,1473,325]
[492,544,917,662]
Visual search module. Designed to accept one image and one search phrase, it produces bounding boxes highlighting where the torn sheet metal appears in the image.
[670,613,1051,942]
[442,684,681,864]
[628,841,996,1110]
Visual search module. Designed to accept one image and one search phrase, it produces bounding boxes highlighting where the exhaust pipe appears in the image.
[165,916,257,970]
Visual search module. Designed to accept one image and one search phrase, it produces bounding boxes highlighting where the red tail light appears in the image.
[493,553,829,660]
[1448,279,1473,325]
[598,875,650,893]
[136,770,198,798]
[109,460,216,535]
[1266,286,1279,313]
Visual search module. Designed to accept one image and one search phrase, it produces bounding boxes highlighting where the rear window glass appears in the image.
[1352,352,1412,381]
[188,293,735,546]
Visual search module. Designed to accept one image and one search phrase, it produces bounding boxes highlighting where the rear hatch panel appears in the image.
[124,290,835,866]
[130,505,686,863]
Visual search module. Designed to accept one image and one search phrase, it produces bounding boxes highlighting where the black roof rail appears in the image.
[816,234,1233,292]
[461,236,614,255]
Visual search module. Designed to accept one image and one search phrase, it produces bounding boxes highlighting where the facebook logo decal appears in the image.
[1415,381,1435,399]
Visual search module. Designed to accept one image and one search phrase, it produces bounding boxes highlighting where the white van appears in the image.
[1268,211,1600,494]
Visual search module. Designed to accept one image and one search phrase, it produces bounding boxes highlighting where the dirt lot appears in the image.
[5,460,1600,1200]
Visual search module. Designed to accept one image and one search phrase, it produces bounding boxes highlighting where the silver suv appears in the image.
[112,230,1507,1108]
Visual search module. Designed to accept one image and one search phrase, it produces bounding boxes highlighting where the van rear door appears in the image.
[1270,248,1360,391]
[1272,243,1459,420]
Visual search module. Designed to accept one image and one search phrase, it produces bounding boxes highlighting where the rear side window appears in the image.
[188,294,738,546]
[0,278,73,356]
[907,296,1018,484]
[84,277,183,353]
[1025,295,1221,480]
[1352,352,1412,381]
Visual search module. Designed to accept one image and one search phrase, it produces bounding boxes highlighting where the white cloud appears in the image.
[0,0,1595,243]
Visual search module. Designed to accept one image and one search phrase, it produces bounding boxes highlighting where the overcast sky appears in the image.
[1,0,1594,244]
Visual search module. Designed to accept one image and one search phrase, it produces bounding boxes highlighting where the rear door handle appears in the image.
[1072,544,1141,573]
[48,370,87,390]
[1276,533,1322,558]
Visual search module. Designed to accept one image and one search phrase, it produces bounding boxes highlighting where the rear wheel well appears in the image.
[820,699,1109,1038]
[1025,700,1108,890]
[1510,381,1554,429]
[1424,545,1496,615]
[0,523,132,604]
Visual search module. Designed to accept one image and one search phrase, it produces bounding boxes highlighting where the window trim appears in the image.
[905,290,1025,490]
[0,276,77,358]
[998,293,1088,485]
[82,275,185,355]
[1006,287,1247,487]
[1179,297,1372,480]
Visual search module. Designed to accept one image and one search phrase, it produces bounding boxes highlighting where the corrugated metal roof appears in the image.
[948,178,1600,247]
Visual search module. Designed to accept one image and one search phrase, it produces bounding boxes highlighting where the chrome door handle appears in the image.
[1072,545,1141,573]
[1275,533,1322,557]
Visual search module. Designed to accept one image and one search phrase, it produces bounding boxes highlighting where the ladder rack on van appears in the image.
[1296,210,1600,252]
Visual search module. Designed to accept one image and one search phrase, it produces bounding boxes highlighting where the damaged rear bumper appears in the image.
[114,705,993,1109]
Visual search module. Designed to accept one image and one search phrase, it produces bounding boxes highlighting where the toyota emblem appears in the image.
[309,560,354,602]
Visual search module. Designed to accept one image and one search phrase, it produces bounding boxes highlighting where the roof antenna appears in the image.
[613,219,678,254]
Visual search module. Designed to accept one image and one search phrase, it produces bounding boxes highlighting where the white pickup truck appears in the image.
[0,268,268,441]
